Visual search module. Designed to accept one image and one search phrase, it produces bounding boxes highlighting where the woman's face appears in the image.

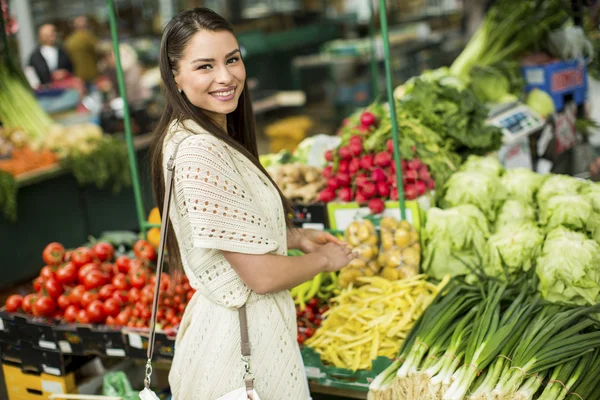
[174,30,246,123]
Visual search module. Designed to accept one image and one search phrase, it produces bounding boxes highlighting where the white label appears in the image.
[58,340,72,354]
[0,318,4,331]
[38,340,57,350]
[42,364,61,376]
[526,68,545,85]
[106,348,126,357]
[305,366,324,379]
[41,380,64,394]
[128,332,143,349]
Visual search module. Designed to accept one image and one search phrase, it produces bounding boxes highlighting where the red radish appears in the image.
[337,173,351,187]
[349,135,363,146]
[358,125,370,134]
[386,139,394,153]
[377,181,390,197]
[415,180,427,196]
[371,168,386,183]
[355,174,370,186]
[362,181,377,199]
[402,159,408,171]
[390,187,399,200]
[327,177,340,190]
[427,179,435,190]
[319,188,336,203]
[418,168,431,182]
[348,158,361,175]
[387,174,397,185]
[374,151,392,168]
[407,159,422,171]
[339,187,353,202]
[360,111,377,127]
[359,154,374,170]
[325,150,333,162]
[403,170,418,183]
[342,118,351,126]
[390,162,396,173]
[368,198,385,214]
[355,192,367,204]
[339,146,352,160]
[339,160,349,173]
[404,184,418,200]
[323,165,333,178]
[349,141,363,157]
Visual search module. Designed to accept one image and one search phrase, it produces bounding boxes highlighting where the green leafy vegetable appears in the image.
[469,65,511,103]
[525,88,556,118]
[500,167,543,204]
[539,193,593,232]
[460,155,504,177]
[537,174,582,205]
[443,171,505,221]
[495,200,537,231]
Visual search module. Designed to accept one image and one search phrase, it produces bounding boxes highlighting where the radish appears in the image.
[348,158,361,175]
[427,179,435,190]
[355,174,370,186]
[327,177,340,190]
[360,111,377,128]
[324,150,333,162]
[355,191,367,204]
[403,169,418,183]
[319,188,336,203]
[361,181,377,199]
[418,168,431,182]
[342,118,351,126]
[387,174,397,185]
[371,168,386,183]
[415,180,426,196]
[337,173,351,187]
[358,125,370,134]
[404,184,418,200]
[377,181,390,198]
[349,135,363,146]
[323,165,333,178]
[407,158,422,171]
[338,160,349,173]
[401,159,407,171]
[368,198,385,214]
[359,154,374,170]
[338,146,352,161]
[390,187,399,200]
[338,187,353,202]
[374,151,392,168]
[349,141,363,157]
[386,139,394,153]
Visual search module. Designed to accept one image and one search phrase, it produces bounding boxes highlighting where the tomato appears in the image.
[42,242,65,266]
[76,309,90,324]
[55,262,77,285]
[5,294,23,312]
[56,294,71,310]
[307,298,319,310]
[297,333,305,344]
[22,294,38,314]
[72,247,95,268]
[129,258,149,274]
[63,250,72,262]
[163,297,173,307]
[98,284,116,301]
[128,287,141,303]
[33,296,56,317]
[100,262,115,276]
[134,239,157,262]
[150,273,171,292]
[33,277,45,293]
[115,309,130,326]
[174,284,185,295]
[304,308,315,323]
[165,308,176,320]
[69,285,86,305]
[78,262,99,284]
[132,307,141,318]
[91,242,114,262]
[127,319,136,328]
[141,308,151,320]
[81,291,99,309]
[183,281,191,292]
[39,265,56,280]
[86,300,106,324]
[112,273,129,291]
[304,327,316,338]
[170,315,181,326]
[103,298,121,317]
[112,290,129,304]
[187,291,194,302]
[135,319,146,328]
[63,305,79,323]
[44,278,64,299]
[140,286,153,305]
[83,270,107,290]
[178,303,186,313]
[115,256,131,274]
[129,271,147,289]
[173,294,182,306]
[156,308,165,320]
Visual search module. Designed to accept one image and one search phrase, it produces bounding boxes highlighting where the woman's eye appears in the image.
[227,57,239,65]
[197,64,212,70]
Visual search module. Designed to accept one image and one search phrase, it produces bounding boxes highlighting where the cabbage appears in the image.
[495,200,537,231]
[485,222,544,279]
[500,168,543,204]
[580,182,600,241]
[460,155,504,177]
[536,227,600,305]
[539,193,593,231]
[537,174,582,205]
[469,65,510,103]
[526,88,556,118]
[422,205,490,279]
[444,170,505,221]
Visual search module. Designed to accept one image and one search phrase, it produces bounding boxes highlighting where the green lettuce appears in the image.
[460,155,504,177]
[444,170,505,221]
[495,200,537,231]
[539,193,593,231]
[537,174,582,205]
[536,227,600,305]
[500,168,543,204]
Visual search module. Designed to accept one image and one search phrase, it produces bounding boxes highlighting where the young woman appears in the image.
[149,8,356,400]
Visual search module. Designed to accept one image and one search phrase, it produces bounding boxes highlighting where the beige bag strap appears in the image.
[145,150,254,392]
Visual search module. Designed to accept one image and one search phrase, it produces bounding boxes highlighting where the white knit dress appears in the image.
[163,120,311,400]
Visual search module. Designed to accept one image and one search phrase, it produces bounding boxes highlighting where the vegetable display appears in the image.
[270,163,326,204]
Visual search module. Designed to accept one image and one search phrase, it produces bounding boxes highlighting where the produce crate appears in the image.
[1,341,72,376]
[0,310,58,351]
[53,324,126,358]
[291,203,329,229]
[301,347,392,392]
[122,328,176,361]
[2,362,76,400]
[522,58,588,111]
[0,310,20,344]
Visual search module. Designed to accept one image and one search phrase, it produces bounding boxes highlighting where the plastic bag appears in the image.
[103,371,139,400]
[338,220,379,288]
[378,217,420,281]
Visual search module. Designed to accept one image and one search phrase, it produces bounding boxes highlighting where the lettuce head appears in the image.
[444,170,505,221]
[495,200,537,231]
[500,168,543,204]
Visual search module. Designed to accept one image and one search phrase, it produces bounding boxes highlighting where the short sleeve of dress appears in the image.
[173,134,280,255]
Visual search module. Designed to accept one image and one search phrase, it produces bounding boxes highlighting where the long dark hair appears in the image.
[150,7,293,271]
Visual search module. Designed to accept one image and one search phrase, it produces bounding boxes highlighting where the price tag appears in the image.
[42,364,61,376]
[304,366,324,379]
[106,348,126,357]
[58,340,72,354]
[128,332,143,349]
[42,380,64,394]
[38,340,57,350]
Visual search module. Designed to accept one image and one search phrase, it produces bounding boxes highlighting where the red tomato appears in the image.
[170,315,181,326]
[63,305,79,323]
[183,281,191,292]
[57,294,71,310]
[178,303,186,313]
[132,308,141,318]
[305,327,316,338]
[86,300,106,324]
[33,296,56,317]
[163,297,173,307]
[42,242,65,266]
[39,265,56,280]
[141,308,151,320]
[105,315,116,326]
[115,309,130,326]
[78,262,99,284]
[33,277,45,293]
[44,278,64,299]
[134,239,157,262]
[157,308,165,319]
[297,333,305,344]
[81,291,99,309]
[165,308,176,320]
[115,256,131,274]
[174,284,185,295]
[112,290,129,304]
[187,291,194,302]
[135,319,146,328]
[69,285,86,305]
[55,262,77,285]
[71,247,95,268]
[22,294,38,314]
[5,294,23,312]
[129,258,149,274]
[100,262,115,276]
[112,273,129,290]
[307,298,319,310]
[91,242,114,262]
[83,270,107,290]
[173,294,182,306]
[76,309,90,324]
[63,250,72,262]
[98,284,116,301]
[150,273,170,292]
[129,271,147,289]
[128,287,141,303]
[103,298,121,317]
[140,285,154,305]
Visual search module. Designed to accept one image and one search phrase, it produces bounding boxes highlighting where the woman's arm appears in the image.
[287,228,346,253]
[223,242,355,295]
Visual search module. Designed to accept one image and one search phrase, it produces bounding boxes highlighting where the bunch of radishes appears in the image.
[319,125,435,214]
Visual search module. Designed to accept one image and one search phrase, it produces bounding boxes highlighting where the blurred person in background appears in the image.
[65,16,99,91]
[29,24,73,85]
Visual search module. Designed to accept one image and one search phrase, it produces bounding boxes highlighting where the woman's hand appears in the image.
[298,228,346,254]
[316,243,357,272]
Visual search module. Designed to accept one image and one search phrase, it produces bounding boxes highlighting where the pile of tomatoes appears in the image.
[4,240,195,332]
[296,298,328,346]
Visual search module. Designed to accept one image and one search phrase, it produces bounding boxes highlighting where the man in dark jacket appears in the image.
[29,24,73,85]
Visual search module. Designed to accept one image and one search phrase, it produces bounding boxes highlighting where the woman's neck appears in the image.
[204,110,227,132]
